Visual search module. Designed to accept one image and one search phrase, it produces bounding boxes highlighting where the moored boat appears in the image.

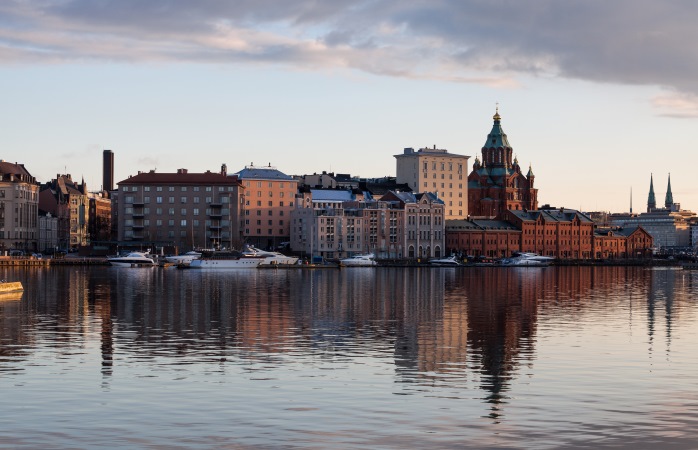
[429,255,462,267]
[164,251,202,266]
[190,250,265,268]
[501,252,554,267]
[340,253,377,267]
[107,251,156,267]
[241,246,299,266]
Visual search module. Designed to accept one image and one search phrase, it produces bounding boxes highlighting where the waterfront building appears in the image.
[447,207,594,259]
[395,146,469,220]
[39,174,88,250]
[88,191,112,242]
[593,226,654,259]
[445,219,521,258]
[116,166,244,250]
[610,174,695,250]
[506,208,594,259]
[291,189,445,260]
[0,161,40,252]
[468,109,538,219]
[38,211,59,253]
[235,164,298,249]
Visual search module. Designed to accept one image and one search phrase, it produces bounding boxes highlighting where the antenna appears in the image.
[630,187,633,213]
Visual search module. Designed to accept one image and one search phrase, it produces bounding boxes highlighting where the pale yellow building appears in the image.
[0,161,40,252]
[395,146,470,220]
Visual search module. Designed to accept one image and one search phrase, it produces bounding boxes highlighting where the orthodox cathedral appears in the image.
[468,109,538,218]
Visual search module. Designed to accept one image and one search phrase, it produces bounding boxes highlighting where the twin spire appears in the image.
[647,173,673,212]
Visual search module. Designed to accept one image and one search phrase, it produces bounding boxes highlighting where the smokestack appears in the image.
[103,149,114,192]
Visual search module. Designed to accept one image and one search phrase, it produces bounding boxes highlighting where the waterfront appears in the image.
[1,266,697,449]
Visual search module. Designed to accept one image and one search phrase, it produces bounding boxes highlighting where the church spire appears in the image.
[647,173,656,212]
[665,173,673,208]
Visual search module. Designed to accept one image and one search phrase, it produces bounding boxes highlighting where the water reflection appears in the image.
[1,266,697,447]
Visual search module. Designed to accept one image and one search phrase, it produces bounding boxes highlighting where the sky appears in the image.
[1,0,697,213]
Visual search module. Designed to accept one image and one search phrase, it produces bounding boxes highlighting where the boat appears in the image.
[190,250,266,268]
[163,251,202,266]
[501,252,554,267]
[241,246,299,266]
[429,255,462,267]
[107,251,156,267]
[0,281,23,297]
[340,253,377,267]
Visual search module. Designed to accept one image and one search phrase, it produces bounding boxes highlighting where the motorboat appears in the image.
[501,252,554,267]
[429,255,462,267]
[241,246,299,266]
[108,251,155,267]
[340,253,377,267]
[164,251,202,266]
[189,250,266,269]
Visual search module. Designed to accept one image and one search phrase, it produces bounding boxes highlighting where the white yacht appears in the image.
[340,253,377,267]
[429,255,462,267]
[164,251,202,266]
[108,251,156,267]
[189,250,266,269]
[242,246,299,266]
[501,252,555,267]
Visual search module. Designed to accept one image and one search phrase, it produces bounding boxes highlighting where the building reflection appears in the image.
[1,265,695,417]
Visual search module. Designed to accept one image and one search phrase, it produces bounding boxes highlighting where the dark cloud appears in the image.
[2,0,698,103]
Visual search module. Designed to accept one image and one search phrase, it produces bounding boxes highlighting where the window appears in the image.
[156,197,163,204]
[169,208,175,215]
[181,187,187,192]
[180,220,187,226]
[193,197,200,204]
[168,220,174,226]
[180,208,187,215]
[157,186,163,192]
[169,187,175,192]
[168,196,175,203]
[193,208,199,216]
[181,197,187,203]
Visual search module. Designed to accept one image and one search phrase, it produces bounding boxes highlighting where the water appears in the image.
[1,266,697,449]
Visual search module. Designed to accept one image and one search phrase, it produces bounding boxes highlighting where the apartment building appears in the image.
[39,174,87,250]
[116,166,244,251]
[235,164,298,249]
[395,146,469,220]
[291,189,445,260]
[0,161,40,252]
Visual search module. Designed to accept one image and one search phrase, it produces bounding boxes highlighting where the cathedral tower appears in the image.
[468,108,538,219]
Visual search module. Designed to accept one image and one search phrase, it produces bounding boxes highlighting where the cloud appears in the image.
[2,0,698,100]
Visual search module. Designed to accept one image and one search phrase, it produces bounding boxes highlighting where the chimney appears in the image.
[177,168,188,174]
[103,149,114,192]
[221,163,227,176]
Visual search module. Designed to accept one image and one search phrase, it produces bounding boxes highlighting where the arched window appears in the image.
[409,245,415,258]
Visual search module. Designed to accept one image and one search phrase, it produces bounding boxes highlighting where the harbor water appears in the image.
[1,266,697,449]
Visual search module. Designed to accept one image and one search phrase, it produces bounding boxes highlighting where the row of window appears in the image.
[125,219,228,227]
[122,186,233,192]
[421,162,464,172]
[125,196,229,204]
[124,207,229,216]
